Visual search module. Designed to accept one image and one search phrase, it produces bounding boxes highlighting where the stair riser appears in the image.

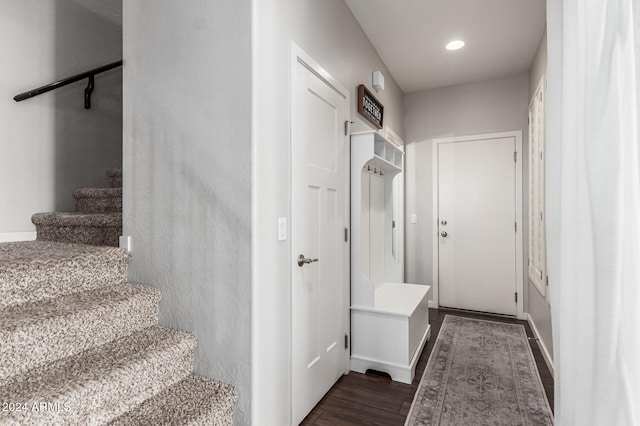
[109,375,237,426]
[1,337,195,425]
[76,197,122,213]
[36,225,121,247]
[110,175,122,188]
[0,290,160,382]
[0,250,128,310]
[107,168,123,189]
[112,404,235,425]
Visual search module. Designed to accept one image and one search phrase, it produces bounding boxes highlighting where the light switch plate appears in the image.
[278,218,287,241]
[410,214,418,224]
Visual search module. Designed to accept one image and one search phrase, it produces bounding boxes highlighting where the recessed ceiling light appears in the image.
[446,40,465,51]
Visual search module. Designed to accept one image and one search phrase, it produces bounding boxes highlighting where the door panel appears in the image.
[438,137,516,316]
[291,54,349,424]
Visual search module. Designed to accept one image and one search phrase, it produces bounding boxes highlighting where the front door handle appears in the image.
[297,254,319,267]
[440,231,448,238]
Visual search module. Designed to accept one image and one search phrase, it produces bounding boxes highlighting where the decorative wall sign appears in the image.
[357,84,384,129]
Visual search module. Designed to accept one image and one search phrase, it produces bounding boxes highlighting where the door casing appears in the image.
[431,131,524,319]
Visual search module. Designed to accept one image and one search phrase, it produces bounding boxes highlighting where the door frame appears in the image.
[431,131,524,319]
[289,42,351,421]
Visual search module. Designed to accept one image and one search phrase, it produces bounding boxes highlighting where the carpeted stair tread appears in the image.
[73,187,122,199]
[107,168,122,188]
[0,241,129,309]
[109,374,237,426]
[32,212,122,246]
[0,326,196,425]
[32,212,122,227]
[73,188,122,213]
[0,284,160,382]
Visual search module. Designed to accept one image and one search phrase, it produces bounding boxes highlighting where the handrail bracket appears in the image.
[84,75,95,109]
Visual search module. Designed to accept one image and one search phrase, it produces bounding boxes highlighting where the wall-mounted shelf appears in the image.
[349,131,430,384]
[366,132,403,172]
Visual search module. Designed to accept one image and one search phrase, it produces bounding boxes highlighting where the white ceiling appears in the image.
[345,0,546,93]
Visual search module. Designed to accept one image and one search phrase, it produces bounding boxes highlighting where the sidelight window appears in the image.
[528,77,547,296]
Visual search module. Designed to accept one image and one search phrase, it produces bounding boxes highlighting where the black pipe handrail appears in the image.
[14,60,123,109]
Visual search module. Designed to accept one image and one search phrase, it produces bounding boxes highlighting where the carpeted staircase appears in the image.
[0,169,237,425]
[31,168,123,247]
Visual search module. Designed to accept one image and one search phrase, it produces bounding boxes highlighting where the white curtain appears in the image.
[551,0,640,425]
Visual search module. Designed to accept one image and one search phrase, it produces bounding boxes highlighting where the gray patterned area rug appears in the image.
[406,315,553,425]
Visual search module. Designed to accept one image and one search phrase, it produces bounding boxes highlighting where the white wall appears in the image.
[0,0,122,240]
[252,1,404,423]
[403,73,530,301]
[545,0,563,385]
[123,1,252,424]
[527,30,554,364]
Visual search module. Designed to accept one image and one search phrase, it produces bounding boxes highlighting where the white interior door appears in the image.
[437,135,518,316]
[291,46,349,425]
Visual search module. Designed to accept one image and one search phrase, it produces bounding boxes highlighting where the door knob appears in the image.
[297,254,319,267]
[440,231,448,238]
[441,220,447,225]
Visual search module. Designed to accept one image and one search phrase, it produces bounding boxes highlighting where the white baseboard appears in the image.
[0,231,37,243]
[428,300,438,309]
[526,313,554,377]
[119,235,132,252]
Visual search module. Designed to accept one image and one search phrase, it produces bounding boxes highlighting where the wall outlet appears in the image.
[119,235,132,252]
[410,214,418,224]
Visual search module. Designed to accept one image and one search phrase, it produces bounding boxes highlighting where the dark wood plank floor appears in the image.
[301,308,554,425]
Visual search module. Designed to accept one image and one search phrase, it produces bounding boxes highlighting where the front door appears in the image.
[291,45,350,424]
[437,134,519,316]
